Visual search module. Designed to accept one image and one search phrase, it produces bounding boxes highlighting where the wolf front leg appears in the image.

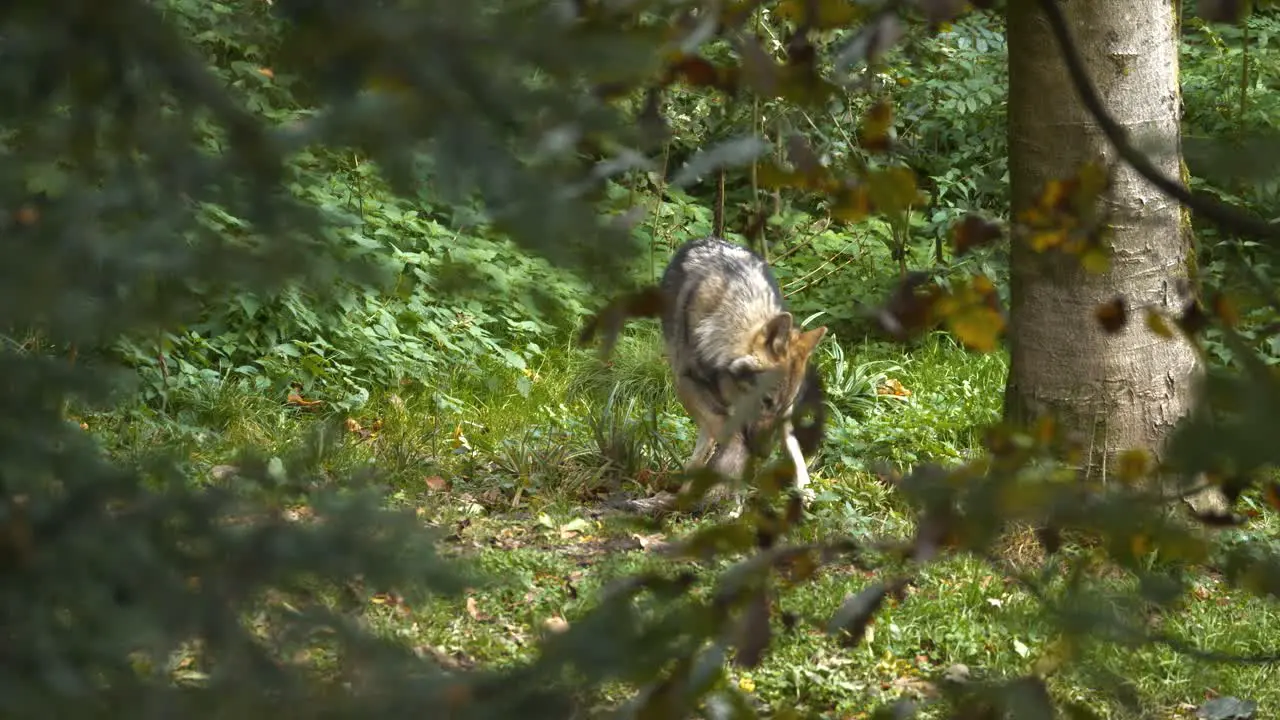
[686,424,717,470]
[783,427,815,504]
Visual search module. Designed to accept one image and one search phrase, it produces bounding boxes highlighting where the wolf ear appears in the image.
[792,325,828,361]
[763,312,794,358]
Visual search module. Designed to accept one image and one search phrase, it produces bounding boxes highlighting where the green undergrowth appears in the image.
[83,328,1280,717]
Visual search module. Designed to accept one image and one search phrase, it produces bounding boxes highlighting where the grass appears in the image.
[84,328,1280,719]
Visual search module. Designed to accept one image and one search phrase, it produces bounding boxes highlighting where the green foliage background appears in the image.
[3,0,1280,717]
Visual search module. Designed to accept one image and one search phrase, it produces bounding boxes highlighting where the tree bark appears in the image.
[1004,0,1200,480]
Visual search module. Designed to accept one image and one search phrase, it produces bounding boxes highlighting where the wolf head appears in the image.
[719,311,827,456]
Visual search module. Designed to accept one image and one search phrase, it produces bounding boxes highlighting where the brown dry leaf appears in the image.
[1096,296,1128,334]
[757,159,834,193]
[918,0,969,24]
[442,682,473,710]
[425,475,450,492]
[0,511,34,567]
[890,674,939,698]
[877,378,911,397]
[859,100,895,153]
[286,387,324,410]
[578,285,666,360]
[950,214,1003,257]
[1197,0,1247,22]
[1176,299,1211,336]
[282,505,314,523]
[666,55,737,93]
[873,272,942,340]
[1032,414,1055,445]
[1263,481,1280,513]
[831,183,873,222]
[776,0,866,28]
[14,205,38,225]
[1212,292,1240,328]
[371,592,410,614]
[633,533,670,552]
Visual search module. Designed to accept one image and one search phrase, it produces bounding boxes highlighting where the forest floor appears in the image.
[88,331,1280,718]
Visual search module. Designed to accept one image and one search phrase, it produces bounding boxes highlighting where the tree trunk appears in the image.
[1004,0,1200,481]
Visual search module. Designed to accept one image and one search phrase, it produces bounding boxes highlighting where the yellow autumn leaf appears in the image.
[867,166,921,214]
[831,185,872,222]
[947,306,1005,353]
[776,0,864,28]
[996,480,1051,515]
[1079,246,1111,273]
[1075,161,1110,199]
[1028,229,1067,252]
[1039,179,1069,211]
[1032,635,1077,677]
[1159,532,1210,565]
[1116,448,1151,484]
[1145,308,1175,339]
[1033,414,1055,445]
[1130,533,1150,558]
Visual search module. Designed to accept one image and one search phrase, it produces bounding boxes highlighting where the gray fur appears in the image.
[659,237,826,492]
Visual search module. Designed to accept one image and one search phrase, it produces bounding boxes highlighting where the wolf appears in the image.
[659,236,828,504]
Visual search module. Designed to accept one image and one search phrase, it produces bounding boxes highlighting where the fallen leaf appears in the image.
[558,517,593,540]
[286,388,324,410]
[542,615,570,634]
[210,465,239,481]
[465,596,488,621]
[877,378,911,397]
[425,475,450,491]
[633,533,669,552]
